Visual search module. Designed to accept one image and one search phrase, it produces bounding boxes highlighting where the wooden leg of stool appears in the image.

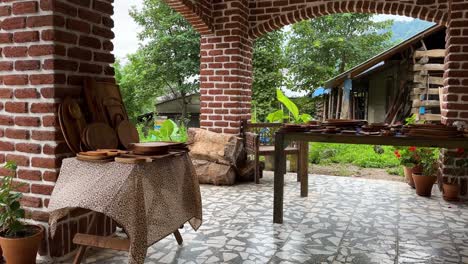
[73,213,97,264]
[173,230,183,245]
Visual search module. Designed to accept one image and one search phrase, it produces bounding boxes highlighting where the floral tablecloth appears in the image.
[48,153,202,264]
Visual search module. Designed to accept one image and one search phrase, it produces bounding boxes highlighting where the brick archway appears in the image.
[250,1,448,39]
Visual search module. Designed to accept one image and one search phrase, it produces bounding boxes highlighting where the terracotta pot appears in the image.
[0,225,44,264]
[412,174,437,197]
[443,183,460,202]
[403,166,415,188]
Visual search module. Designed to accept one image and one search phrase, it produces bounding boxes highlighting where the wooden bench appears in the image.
[241,120,300,183]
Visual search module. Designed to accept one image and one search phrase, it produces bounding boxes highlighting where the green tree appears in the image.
[286,14,393,92]
[128,0,200,121]
[252,30,286,122]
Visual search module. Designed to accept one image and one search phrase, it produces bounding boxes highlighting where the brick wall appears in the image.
[439,0,468,197]
[0,0,115,259]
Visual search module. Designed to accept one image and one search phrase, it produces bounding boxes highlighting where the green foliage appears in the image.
[138,120,188,143]
[266,89,312,123]
[416,148,439,176]
[286,14,394,92]
[0,162,26,238]
[393,146,419,167]
[252,31,286,121]
[405,114,418,125]
[309,143,400,168]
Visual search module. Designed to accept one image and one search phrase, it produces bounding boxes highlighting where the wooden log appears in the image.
[299,142,309,198]
[414,49,446,58]
[413,64,444,71]
[273,132,286,224]
[418,114,441,121]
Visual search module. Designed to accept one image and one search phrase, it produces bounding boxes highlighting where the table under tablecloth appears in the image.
[48,153,202,264]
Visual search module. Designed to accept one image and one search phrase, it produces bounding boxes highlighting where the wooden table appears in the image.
[273,132,468,224]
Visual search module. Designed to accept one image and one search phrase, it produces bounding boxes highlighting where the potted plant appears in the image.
[0,161,44,264]
[394,146,419,188]
[412,148,438,197]
[442,148,466,201]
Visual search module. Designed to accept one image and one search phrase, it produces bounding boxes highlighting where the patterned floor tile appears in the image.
[59,173,467,264]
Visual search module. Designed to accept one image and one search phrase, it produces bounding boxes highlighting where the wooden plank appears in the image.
[413,75,444,85]
[413,64,444,71]
[174,230,183,245]
[73,234,130,252]
[412,100,441,107]
[412,88,441,95]
[414,49,446,58]
[281,132,468,149]
[418,114,441,121]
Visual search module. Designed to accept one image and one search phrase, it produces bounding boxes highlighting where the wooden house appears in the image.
[321,25,446,124]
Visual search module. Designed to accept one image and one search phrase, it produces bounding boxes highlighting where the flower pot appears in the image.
[403,166,415,188]
[412,174,437,197]
[0,225,44,264]
[412,165,423,175]
[443,183,460,202]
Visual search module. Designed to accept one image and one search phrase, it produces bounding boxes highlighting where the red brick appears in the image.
[6,154,30,167]
[5,102,28,113]
[79,63,102,74]
[13,31,39,43]
[94,52,114,63]
[42,171,58,182]
[0,141,14,151]
[93,0,113,15]
[3,47,28,57]
[0,115,14,126]
[30,74,66,85]
[0,88,12,98]
[15,60,41,71]
[42,115,58,127]
[12,1,38,14]
[4,75,29,85]
[43,143,69,155]
[5,128,30,140]
[20,196,42,208]
[27,15,65,27]
[79,36,101,49]
[43,59,78,71]
[31,184,55,195]
[0,33,12,43]
[15,116,40,127]
[67,47,92,60]
[13,181,30,193]
[41,29,77,44]
[31,130,61,141]
[78,8,101,23]
[67,18,90,33]
[92,25,114,39]
[29,44,66,56]
[31,103,58,113]
[0,6,11,17]
[16,143,41,154]
[32,158,60,169]
[1,17,26,30]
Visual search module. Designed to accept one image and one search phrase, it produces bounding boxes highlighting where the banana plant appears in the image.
[265,89,312,124]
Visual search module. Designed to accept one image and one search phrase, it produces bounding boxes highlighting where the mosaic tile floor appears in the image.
[63,172,468,264]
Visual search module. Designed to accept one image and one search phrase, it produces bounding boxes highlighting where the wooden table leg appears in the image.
[274,132,286,224]
[173,230,183,245]
[299,141,309,197]
[73,213,97,264]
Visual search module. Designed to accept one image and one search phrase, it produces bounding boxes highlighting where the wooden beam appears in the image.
[418,114,441,121]
[413,64,444,71]
[412,88,441,95]
[412,100,441,107]
[73,234,130,252]
[413,75,444,86]
[414,49,446,58]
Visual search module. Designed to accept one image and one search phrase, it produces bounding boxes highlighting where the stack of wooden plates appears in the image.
[406,124,462,138]
[128,142,185,155]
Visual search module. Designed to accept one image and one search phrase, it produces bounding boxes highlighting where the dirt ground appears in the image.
[309,164,405,182]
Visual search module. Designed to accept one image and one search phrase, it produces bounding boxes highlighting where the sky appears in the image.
[111,2,415,62]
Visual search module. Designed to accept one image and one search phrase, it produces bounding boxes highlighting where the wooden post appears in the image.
[299,141,309,197]
[273,132,286,224]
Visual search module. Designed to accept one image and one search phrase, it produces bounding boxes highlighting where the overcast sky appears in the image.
[111,2,414,61]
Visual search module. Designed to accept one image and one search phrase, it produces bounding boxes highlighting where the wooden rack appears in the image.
[410,48,445,122]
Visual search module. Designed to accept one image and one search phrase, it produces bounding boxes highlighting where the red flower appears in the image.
[409,146,417,152]
[394,150,401,159]
[456,148,465,155]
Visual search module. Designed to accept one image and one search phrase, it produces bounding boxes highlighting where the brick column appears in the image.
[199,0,252,134]
[0,0,115,259]
[440,0,468,197]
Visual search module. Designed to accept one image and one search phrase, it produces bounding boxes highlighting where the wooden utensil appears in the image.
[58,101,83,154]
[128,142,181,155]
[79,151,108,157]
[76,153,114,162]
[83,123,119,150]
[116,120,140,149]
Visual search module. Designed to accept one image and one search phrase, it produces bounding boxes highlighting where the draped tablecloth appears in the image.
[48,153,202,264]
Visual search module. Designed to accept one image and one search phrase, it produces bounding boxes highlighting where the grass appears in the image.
[309,143,400,169]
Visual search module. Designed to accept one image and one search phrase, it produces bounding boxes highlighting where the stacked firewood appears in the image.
[187,128,252,185]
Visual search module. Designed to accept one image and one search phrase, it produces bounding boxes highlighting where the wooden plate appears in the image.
[76,153,114,161]
[78,151,109,157]
[128,142,181,155]
[58,100,85,154]
[116,120,140,149]
[83,123,119,150]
